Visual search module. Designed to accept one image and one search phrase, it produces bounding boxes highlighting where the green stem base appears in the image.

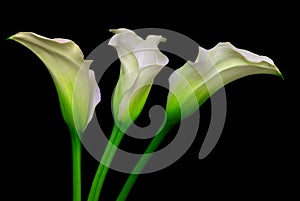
[116,118,176,201]
[88,124,124,201]
[71,132,82,201]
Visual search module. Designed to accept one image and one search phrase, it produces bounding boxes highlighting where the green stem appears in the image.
[88,124,125,201]
[71,132,82,201]
[116,117,176,201]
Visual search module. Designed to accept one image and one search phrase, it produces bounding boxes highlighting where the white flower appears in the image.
[9,32,101,135]
[109,28,168,130]
[167,42,282,120]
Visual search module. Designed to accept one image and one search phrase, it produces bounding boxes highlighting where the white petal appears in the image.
[134,35,168,68]
[87,69,101,124]
[11,32,101,134]
[167,42,282,120]
[72,60,101,134]
[109,28,168,128]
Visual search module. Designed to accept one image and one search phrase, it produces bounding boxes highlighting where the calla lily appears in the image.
[109,28,168,130]
[166,42,282,120]
[9,32,101,135]
[117,42,283,201]
[86,29,169,201]
[9,32,101,201]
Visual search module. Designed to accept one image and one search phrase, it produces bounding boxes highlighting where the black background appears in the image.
[1,2,297,201]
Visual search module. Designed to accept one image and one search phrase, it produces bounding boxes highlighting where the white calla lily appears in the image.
[109,28,168,130]
[10,32,101,201]
[167,42,282,120]
[87,29,169,201]
[9,32,101,135]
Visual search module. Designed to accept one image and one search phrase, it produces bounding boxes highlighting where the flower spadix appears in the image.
[166,42,282,121]
[9,32,101,135]
[109,29,168,130]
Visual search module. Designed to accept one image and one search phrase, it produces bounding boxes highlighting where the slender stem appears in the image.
[116,118,176,201]
[87,125,118,201]
[88,124,125,201]
[71,132,82,201]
